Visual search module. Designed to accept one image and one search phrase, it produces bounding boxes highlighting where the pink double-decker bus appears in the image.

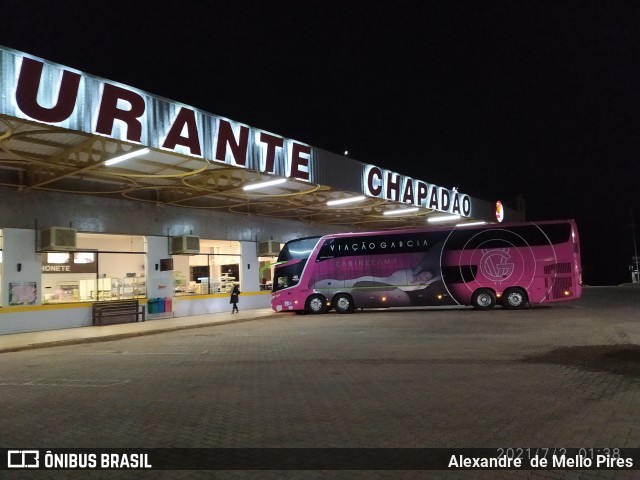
[271,220,582,313]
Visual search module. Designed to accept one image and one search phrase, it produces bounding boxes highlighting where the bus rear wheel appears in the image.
[333,293,355,314]
[502,287,528,309]
[305,294,327,314]
[471,288,496,310]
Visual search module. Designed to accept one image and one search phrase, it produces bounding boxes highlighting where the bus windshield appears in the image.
[273,260,305,292]
[277,236,320,262]
[273,237,321,292]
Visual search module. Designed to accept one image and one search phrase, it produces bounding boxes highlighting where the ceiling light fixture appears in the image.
[104,148,150,166]
[456,221,488,227]
[427,214,461,223]
[326,196,366,206]
[243,178,287,191]
[383,207,419,216]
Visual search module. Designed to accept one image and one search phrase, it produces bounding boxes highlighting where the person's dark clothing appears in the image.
[230,285,240,313]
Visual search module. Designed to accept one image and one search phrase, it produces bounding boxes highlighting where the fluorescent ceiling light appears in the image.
[428,214,461,223]
[383,207,419,216]
[456,221,488,227]
[327,196,366,206]
[243,178,287,191]
[104,148,150,166]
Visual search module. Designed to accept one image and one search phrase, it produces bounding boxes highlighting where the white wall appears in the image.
[2,228,42,307]
[0,293,272,334]
[146,236,173,300]
[241,241,260,292]
[173,292,270,316]
[97,252,146,278]
[0,304,91,334]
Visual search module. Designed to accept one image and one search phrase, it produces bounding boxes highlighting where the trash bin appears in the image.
[157,297,165,313]
[164,297,172,313]
[148,298,159,314]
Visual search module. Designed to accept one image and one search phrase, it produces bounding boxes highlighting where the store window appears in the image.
[258,256,277,290]
[98,252,146,299]
[42,251,97,302]
[41,233,146,303]
[173,240,240,296]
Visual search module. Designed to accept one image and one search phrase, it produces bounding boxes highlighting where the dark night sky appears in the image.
[2,0,639,285]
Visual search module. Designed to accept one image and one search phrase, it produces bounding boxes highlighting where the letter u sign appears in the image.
[15,58,81,123]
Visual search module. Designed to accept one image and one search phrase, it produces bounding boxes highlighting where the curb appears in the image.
[0,313,277,354]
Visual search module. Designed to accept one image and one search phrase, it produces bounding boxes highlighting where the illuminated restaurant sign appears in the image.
[364,165,471,216]
[0,49,310,182]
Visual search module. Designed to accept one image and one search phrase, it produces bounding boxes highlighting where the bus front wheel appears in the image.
[305,294,327,314]
[471,288,496,310]
[502,287,528,309]
[333,293,355,314]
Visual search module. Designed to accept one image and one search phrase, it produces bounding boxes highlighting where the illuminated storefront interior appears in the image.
[38,234,278,304]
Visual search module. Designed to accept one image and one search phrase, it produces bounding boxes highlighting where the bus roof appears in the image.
[299,219,578,243]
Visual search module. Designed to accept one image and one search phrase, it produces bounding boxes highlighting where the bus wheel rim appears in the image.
[309,297,323,311]
[478,294,491,306]
[337,297,350,310]
[508,292,522,306]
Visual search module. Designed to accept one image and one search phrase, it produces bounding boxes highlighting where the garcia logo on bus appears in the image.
[480,248,514,281]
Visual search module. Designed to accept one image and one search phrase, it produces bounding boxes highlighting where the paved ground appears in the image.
[0,307,275,353]
[1,286,639,479]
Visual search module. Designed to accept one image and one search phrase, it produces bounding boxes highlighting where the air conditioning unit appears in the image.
[171,235,200,255]
[258,240,282,257]
[40,227,77,251]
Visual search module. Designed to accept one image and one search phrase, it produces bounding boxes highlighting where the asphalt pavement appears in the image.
[1,286,639,480]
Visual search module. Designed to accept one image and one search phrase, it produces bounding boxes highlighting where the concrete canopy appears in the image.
[0,46,514,231]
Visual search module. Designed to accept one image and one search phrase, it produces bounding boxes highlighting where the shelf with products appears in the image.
[123,276,146,298]
[173,272,187,294]
[219,273,236,293]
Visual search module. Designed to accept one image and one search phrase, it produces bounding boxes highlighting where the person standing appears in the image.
[230,284,240,313]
